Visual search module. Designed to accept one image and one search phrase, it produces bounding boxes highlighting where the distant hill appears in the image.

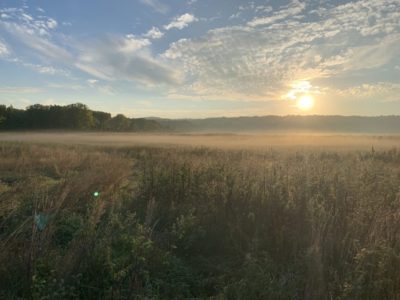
[149,115,400,134]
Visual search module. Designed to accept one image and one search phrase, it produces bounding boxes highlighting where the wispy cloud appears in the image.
[119,35,151,53]
[164,13,197,30]
[0,38,9,56]
[0,6,180,86]
[87,79,98,85]
[144,26,164,39]
[139,0,168,14]
[46,18,57,29]
[0,86,42,93]
[163,0,400,101]
[247,0,305,27]
[75,35,181,85]
[0,9,71,61]
[26,63,69,76]
[86,78,115,95]
[332,82,400,103]
[46,83,84,90]
[0,0,399,114]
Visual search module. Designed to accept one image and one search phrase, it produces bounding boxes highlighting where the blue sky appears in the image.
[0,0,399,118]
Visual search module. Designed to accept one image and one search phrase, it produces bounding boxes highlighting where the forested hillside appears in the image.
[2,103,400,134]
[154,115,400,133]
[0,103,164,132]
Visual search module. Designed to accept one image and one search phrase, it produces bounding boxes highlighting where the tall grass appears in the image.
[1,143,400,299]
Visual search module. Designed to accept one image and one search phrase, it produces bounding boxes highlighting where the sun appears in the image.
[297,95,314,111]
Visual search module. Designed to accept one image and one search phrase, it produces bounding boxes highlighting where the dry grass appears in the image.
[1,132,400,150]
[1,141,400,299]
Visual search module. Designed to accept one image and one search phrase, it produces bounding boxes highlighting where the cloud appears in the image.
[3,55,70,76]
[0,39,9,56]
[139,0,168,14]
[162,0,400,101]
[282,80,321,101]
[75,36,181,86]
[0,9,71,61]
[47,83,84,90]
[46,18,57,29]
[337,34,400,71]
[255,5,273,14]
[86,78,115,95]
[28,64,69,75]
[97,85,116,95]
[248,0,305,27]
[0,7,179,86]
[3,21,71,60]
[144,27,164,39]
[330,82,400,103]
[0,86,42,93]
[87,79,98,85]
[119,35,150,53]
[75,62,111,80]
[1,0,399,105]
[164,13,197,30]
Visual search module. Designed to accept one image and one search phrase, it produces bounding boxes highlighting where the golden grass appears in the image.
[0,132,400,150]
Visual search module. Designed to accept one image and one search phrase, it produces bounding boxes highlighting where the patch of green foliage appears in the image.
[0,103,163,131]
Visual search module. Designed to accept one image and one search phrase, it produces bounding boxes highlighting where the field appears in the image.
[1,133,400,299]
[1,132,400,149]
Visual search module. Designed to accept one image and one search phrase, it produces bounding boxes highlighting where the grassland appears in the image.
[1,135,400,299]
[1,132,400,149]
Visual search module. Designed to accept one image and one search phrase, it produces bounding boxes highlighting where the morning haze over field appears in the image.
[2,1,400,300]
[0,0,399,118]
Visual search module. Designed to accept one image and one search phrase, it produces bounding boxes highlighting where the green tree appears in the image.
[64,103,95,129]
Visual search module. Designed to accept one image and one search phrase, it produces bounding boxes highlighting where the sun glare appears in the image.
[297,95,314,111]
[283,80,317,111]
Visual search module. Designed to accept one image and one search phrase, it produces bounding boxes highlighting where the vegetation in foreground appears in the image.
[1,142,400,299]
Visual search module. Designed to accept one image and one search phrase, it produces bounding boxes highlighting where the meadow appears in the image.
[1,134,400,299]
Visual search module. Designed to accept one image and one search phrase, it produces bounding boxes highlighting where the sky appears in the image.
[0,0,399,118]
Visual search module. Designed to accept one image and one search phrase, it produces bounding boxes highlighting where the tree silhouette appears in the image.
[0,103,164,131]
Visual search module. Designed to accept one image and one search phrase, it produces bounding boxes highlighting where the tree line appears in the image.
[0,103,164,131]
[157,115,400,133]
